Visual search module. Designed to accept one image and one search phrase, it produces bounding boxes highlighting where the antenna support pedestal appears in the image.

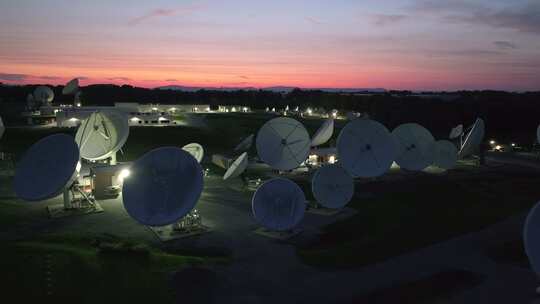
[148,209,210,242]
[110,152,117,165]
[47,182,104,218]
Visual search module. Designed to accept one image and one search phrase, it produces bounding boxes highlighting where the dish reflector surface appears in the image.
[234,134,254,152]
[122,147,204,226]
[62,78,79,95]
[256,117,310,171]
[311,118,334,147]
[337,119,398,178]
[182,143,204,163]
[14,134,80,201]
[433,140,458,170]
[449,124,463,139]
[536,125,540,144]
[312,164,354,209]
[524,201,540,275]
[223,152,248,180]
[392,123,435,171]
[33,86,54,103]
[0,116,4,140]
[459,118,485,158]
[252,178,305,231]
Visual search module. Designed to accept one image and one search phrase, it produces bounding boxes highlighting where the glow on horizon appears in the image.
[1,0,539,91]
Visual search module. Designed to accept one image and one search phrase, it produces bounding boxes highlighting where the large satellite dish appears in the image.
[311,118,334,147]
[337,119,398,178]
[449,124,463,139]
[223,152,248,180]
[256,117,310,171]
[0,116,4,140]
[311,164,354,209]
[122,147,204,226]
[182,143,204,163]
[14,134,80,201]
[234,134,254,152]
[524,201,540,276]
[33,86,54,104]
[459,118,485,158]
[433,140,458,170]
[392,123,435,171]
[252,178,305,231]
[62,78,79,95]
[75,111,129,161]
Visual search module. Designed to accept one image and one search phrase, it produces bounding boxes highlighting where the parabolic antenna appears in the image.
[311,164,354,209]
[524,201,540,276]
[62,78,79,95]
[449,124,463,139]
[234,134,254,152]
[182,143,204,163]
[459,118,485,158]
[14,134,80,201]
[256,117,310,171]
[433,140,458,170]
[0,116,4,140]
[33,86,54,103]
[122,147,204,227]
[536,125,540,144]
[392,123,436,171]
[223,152,248,180]
[337,119,398,178]
[252,178,305,231]
[75,111,129,161]
[311,118,334,147]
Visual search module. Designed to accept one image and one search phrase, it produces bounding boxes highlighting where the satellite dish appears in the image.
[14,134,80,201]
[122,147,204,226]
[311,118,334,147]
[62,78,79,95]
[223,152,248,180]
[75,111,129,161]
[536,124,540,144]
[524,201,540,276]
[0,116,4,140]
[433,140,458,170]
[33,86,54,104]
[182,143,204,163]
[337,119,398,178]
[312,164,354,209]
[256,117,310,171]
[234,134,254,152]
[252,178,305,231]
[459,118,485,158]
[392,123,436,171]
[449,124,463,139]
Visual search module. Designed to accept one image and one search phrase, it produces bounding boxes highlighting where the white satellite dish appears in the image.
[337,119,398,178]
[252,178,305,231]
[0,116,4,140]
[33,86,54,104]
[459,118,485,158]
[182,143,204,163]
[234,134,254,152]
[433,140,458,170]
[122,147,204,226]
[449,124,463,139]
[392,123,436,171]
[14,134,80,201]
[223,152,248,180]
[75,111,129,162]
[524,201,540,276]
[536,124,540,144]
[256,117,311,171]
[311,118,334,147]
[311,164,354,209]
[62,78,79,95]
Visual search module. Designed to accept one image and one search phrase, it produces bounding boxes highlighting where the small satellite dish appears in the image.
[182,143,204,163]
[14,134,80,201]
[122,147,204,226]
[459,118,485,158]
[252,178,305,231]
[256,117,310,171]
[62,78,79,95]
[223,152,248,180]
[311,118,334,147]
[337,119,398,178]
[311,164,354,209]
[524,201,540,276]
[449,124,463,139]
[433,140,458,170]
[392,123,436,171]
[234,134,254,152]
[33,86,54,104]
[0,116,5,140]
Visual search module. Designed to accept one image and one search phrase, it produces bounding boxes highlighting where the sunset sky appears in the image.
[1,0,539,91]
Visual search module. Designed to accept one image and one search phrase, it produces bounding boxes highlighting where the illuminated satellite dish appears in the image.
[256,117,310,171]
[433,140,457,170]
[459,118,485,158]
[449,124,463,139]
[311,118,334,147]
[524,201,540,276]
[337,119,398,178]
[223,152,248,180]
[312,164,354,209]
[75,111,129,161]
[33,86,54,104]
[62,78,79,95]
[252,178,305,231]
[392,123,435,171]
[122,147,204,226]
[234,134,254,152]
[182,143,204,163]
[14,134,80,201]
[0,116,4,140]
